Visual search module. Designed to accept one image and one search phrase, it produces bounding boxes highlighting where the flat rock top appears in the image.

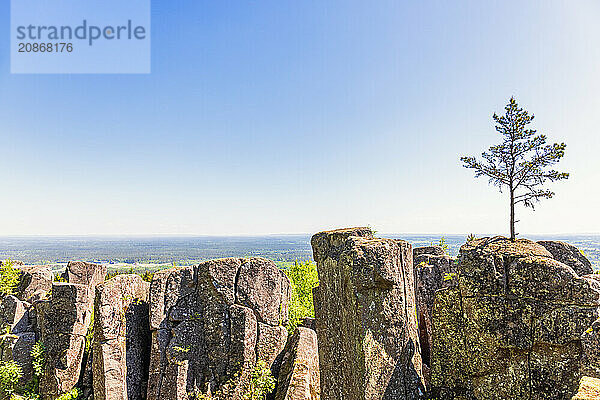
[315,227,373,235]
[311,227,374,243]
[461,236,552,258]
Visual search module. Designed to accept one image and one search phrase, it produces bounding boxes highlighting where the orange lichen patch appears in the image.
[572,376,600,399]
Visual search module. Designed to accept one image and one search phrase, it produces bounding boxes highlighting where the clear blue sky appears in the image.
[1,1,599,235]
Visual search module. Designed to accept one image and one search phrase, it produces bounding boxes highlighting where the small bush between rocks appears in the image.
[31,342,44,379]
[284,260,318,334]
[54,388,79,400]
[244,360,276,400]
[0,260,21,297]
[0,360,22,398]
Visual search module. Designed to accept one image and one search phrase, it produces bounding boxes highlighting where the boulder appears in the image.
[430,237,600,400]
[61,261,107,288]
[413,254,457,373]
[275,327,320,400]
[537,240,594,276]
[92,274,150,400]
[311,227,425,400]
[146,257,290,400]
[37,282,94,399]
[16,265,53,303]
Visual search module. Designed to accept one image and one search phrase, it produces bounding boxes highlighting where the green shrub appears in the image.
[31,342,44,378]
[0,361,22,397]
[0,261,21,297]
[432,237,449,254]
[85,310,94,353]
[284,261,318,334]
[55,388,79,400]
[243,360,276,400]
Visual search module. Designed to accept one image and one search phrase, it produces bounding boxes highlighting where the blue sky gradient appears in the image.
[1,1,599,235]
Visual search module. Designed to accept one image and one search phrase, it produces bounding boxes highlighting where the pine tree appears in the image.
[461,97,569,240]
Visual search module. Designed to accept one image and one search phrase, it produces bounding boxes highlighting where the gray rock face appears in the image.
[0,281,40,385]
[413,254,457,375]
[581,318,600,380]
[37,283,93,399]
[275,327,320,400]
[146,257,290,400]
[37,261,106,399]
[61,261,107,288]
[92,274,150,400]
[0,295,30,334]
[430,237,600,400]
[16,265,53,303]
[311,227,425,400]
[537,240,594,276]
[0,331,36,383]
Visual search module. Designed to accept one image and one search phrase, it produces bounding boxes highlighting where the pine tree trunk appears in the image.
[510,190,515,241]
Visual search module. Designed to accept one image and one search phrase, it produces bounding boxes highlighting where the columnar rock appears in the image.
[147,257,290,400]
[37,261,106,399]
[430,237,600,400]
[37,283,94,399]
[92,274,150,400]
[275,327,320,400]
[16,265,53,302]
[311,227,425,400]
[538,240,594,276]
[413,252,456,374]
[0,281,43,384]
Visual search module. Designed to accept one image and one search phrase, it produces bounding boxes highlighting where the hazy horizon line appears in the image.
[1,231,599,238]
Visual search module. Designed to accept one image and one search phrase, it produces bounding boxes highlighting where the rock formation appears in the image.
[16,265,53,303]
[0,265,51,385]
[36,282,94,398]
[275,327,320,400]
[537,240,594,276]
[311,227,425,400]
[92,274,150,400]
[37,261,106,399]
[3,232,600,400]
[61,261,108,288]
[146,257,290,400]
[430,237,600,400]
[581,317,600,380]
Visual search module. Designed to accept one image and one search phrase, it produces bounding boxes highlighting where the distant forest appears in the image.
[0,234,598,270]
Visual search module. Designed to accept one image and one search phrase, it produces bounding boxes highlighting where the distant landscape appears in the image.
[1,233,598,272]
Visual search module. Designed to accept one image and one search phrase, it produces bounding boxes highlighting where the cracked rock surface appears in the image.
[92,274,150,400]
[311,227,425,400]
[146,257,290,400]
[37,261,106,399]
[430,237,600,400]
